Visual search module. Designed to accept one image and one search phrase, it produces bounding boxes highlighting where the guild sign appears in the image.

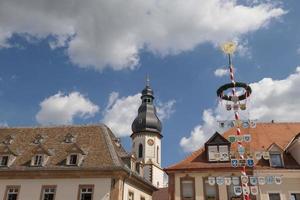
[225,177,232,185]
[266,176,274,185]
[250,186,258,195]
[238,159,246,167]
[228,135,236,143]
[262,151,270,160]
[258,177,266,185]
[238,146,245,155]
[275,176,282,185]
[233,186,242,196]
[231,159,238,168]
[216,177,224,185]
[232,177,240,185]
[241,175,249,184]
[242,186,250,195]
[244,135,251,142]
[255,151,262,160]
[246,158,254,167]
[249,176,258,185]
[208,177,216,186]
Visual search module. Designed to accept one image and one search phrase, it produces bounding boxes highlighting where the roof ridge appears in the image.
[0,123,106,129]
[101,125,122,166]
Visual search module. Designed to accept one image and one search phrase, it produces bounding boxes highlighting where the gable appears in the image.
[205,132,230,145]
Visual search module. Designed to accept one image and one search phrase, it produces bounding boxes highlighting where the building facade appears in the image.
[131,81,164,188]
[0,124,157,200]
[0,81,165,200]
[165,123,300,200]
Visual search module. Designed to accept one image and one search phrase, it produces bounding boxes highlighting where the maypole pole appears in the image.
[218,42,251,200]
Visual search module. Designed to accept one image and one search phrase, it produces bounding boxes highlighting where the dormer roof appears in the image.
[166,122,300,172]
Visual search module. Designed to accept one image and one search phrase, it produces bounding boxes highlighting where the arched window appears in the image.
[138,144,143,158]
[157,146,159,164]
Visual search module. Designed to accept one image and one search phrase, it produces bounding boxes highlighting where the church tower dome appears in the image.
[131,79,162,136]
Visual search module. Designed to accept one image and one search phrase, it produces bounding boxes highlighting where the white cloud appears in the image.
[0,0,285,70]
[103,92,175,137]
[214,68,229,77]
[36,92,99,125]
[181,66,300,152]
[0,122,8,127]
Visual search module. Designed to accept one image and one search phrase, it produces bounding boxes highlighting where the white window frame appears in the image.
[67,154,79,166]
[31,154,44,166]
[41,186,56,200]
[288,191,300,200]
[267,191,282,200]
[0,155,9,167]
[5,185,20,200]
[78,185,94,200]
[128,191,134,200]
[269,152,284,167]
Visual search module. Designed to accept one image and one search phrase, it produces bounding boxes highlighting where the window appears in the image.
[128,191,134,200]
[208,146,218,161]
[157,146,159,164]
[219,145,229,161]
[78,185,94,200]
[180,177,195,200]
[0,155,9,166]
[69,154,78,165]
[291,193,300,200]
[140,196,145,200]
[269,193,280,200]
[4,186,20,200]
[41,186,56,200]
[138,144,143,158]
[204,178,218,200]
[270,153,283,167]
[32,155,43,166]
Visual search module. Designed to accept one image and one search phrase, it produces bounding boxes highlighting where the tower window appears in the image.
[138,144,143,158]
[157,146,159,164]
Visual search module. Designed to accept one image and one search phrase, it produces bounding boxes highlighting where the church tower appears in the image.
[131,79,164,188]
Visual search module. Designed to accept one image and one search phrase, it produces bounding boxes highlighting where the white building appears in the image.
[131,81,165,188]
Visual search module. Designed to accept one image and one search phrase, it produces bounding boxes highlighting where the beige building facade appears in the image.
[166,123,300,200]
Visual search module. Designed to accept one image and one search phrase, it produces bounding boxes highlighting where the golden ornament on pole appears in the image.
[221,41,237,55]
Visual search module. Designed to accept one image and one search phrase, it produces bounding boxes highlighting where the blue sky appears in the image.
[0,0,300,167]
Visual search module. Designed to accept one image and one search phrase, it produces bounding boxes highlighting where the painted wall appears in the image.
[173,171,300,200]
[0,178,111,200]
[123,181,152,200]
[152,165,164,188]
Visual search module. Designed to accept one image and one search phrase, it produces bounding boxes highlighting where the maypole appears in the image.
[218,42,252,200]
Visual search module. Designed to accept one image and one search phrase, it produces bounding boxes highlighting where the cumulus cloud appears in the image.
[214,68,229,77]
[0,0,285,70]
[36,92,99,125]
[181,66,300,152]
[103,92,175,137]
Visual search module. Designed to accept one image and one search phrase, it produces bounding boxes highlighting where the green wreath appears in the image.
[216,82,252,101]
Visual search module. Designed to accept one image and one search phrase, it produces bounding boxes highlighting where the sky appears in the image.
[0,0,300,168]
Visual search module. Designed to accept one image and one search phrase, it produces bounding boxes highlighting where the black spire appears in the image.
[131,78,162,137]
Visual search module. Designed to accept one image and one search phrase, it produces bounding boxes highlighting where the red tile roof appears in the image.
[166,122,300,171]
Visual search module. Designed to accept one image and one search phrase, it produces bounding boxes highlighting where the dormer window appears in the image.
[65,143,86,166]
[0,155,9,166]
[205,132,231,162]
[270,152,283,167]
[32,154,44,166]
[67,154,78,165]
[267,143,284,168]
[64,133,76,143]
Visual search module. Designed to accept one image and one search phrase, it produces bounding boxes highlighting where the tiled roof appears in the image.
[0,124,128,169]
[166,122,300,171]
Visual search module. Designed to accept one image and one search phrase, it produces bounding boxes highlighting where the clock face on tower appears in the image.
[147,139,154,146]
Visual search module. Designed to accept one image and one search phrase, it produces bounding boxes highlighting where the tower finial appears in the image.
[146,74,150,87]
